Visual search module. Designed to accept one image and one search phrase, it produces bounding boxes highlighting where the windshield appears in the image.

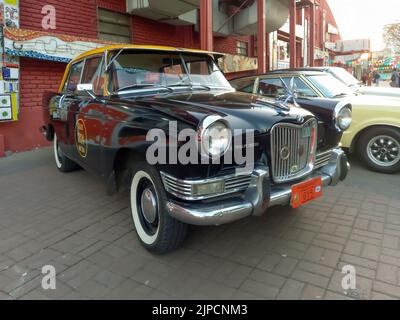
[329,68,361,87]
[108,50,231,94]
[307,74,354,98]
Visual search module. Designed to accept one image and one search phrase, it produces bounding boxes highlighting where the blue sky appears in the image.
[327,0,400,51]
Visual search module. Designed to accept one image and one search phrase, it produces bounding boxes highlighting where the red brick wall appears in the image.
[0,59,66,153]
[214,36,252,56]
[20,0,98,38]
[132,16,187,47]
[97,0,126,13]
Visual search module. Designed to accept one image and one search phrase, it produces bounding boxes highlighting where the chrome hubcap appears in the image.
[140,188,158,224]
[367,135,400,167]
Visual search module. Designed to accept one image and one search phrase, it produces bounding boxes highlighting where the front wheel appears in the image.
[358,127,400,174]
[54,134,79,173]
[129,162,188,254]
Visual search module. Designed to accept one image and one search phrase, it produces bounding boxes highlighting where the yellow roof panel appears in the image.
[73,44,224,62]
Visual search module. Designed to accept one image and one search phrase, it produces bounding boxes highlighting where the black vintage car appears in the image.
[42,45,350,253]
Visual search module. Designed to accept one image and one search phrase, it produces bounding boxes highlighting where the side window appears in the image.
[282,78,317,98]
[258,78,286,97]
[81,56,104,95]
[231,78,256,93]
[258,77,317,98]
[64,61,84,93]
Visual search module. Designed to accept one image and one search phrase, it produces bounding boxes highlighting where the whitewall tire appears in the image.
[129,162,188,253]
[53,134,79,173]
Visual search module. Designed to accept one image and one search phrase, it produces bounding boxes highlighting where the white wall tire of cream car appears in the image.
[53,134,79,173]
[129,162,188,254]
[358,126,400,174]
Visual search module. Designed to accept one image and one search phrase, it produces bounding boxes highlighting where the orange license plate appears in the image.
[291,177,323,209]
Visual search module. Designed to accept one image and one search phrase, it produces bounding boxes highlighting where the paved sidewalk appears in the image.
[0,148,400,300]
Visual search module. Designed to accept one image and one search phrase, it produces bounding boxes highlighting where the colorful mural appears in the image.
[219,54,257,73]
[4,28,114,63]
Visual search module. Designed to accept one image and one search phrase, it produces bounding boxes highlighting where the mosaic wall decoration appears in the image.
[4,28,114,63]
[219,54,258,73]
[0,0,19,122]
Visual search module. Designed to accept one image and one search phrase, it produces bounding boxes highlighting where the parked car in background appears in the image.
[290,66,400,99]
[231,70,400,174]
[41,45,350,253]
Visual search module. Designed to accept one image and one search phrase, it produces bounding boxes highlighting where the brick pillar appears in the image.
[289,0,297,68]
[309,2,316,67]
[266,32,270,71]
[200,0,213,51]
[0,134,5,157]
[257,0,266,74]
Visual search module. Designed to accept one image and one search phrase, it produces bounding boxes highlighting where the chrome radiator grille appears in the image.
[271,119,318,183]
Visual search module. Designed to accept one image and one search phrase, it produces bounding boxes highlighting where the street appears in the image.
[0,148,399,300]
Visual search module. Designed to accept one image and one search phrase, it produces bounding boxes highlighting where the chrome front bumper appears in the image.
[166,148,349,226]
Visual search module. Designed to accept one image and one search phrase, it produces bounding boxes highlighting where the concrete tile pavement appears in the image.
[0,148,399,300]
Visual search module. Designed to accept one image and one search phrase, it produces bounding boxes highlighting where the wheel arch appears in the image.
[349,124,400,153]
[109,147,148,194]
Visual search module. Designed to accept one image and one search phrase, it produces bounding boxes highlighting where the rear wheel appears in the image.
[358,127,400,174]
[53,134,79,173]
[129,162,187,254]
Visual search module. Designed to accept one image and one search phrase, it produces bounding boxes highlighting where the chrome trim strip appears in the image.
[315,149,334,169]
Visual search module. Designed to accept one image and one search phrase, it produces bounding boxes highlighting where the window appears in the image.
[107,51,231,94]
[82,56,105,95]
[283,78,317,98]
[258,77,317,98]
[98,9,131,43]
[230,78,256,93]
[307,74,353,98]
[258,78,286,97]
[237,41,248,56]
[64,60,84,92]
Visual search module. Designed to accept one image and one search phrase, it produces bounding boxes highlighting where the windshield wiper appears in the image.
[332,93,349,98]
[117,84,173,93]
[168,84,212,91]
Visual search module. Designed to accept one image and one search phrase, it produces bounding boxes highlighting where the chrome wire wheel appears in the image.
[366,135,400,167]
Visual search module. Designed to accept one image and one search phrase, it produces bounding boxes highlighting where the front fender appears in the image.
[342,117,400,149]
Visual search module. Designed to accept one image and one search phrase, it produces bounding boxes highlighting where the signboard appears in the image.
[327,23,339,35]
[325,42,336,50]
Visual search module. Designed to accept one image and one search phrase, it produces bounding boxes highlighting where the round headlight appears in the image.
[201,119,232,158]
[336,106,352,131]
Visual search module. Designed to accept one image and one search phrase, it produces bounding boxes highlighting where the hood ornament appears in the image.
[274,77,300,113]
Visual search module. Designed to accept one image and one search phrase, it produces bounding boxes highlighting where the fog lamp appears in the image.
[192,181,225,197]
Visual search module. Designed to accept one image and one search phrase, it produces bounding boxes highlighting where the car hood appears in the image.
[358,86,400,99]
[349,94,400,108]
[119,90,315,134]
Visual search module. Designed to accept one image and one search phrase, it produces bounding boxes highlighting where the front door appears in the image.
[73,56,107,174]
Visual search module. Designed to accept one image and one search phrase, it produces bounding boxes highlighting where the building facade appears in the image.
[0,0,341,155]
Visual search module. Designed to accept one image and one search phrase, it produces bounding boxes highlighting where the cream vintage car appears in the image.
[231,69,400,174]
[296,66,400,99]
